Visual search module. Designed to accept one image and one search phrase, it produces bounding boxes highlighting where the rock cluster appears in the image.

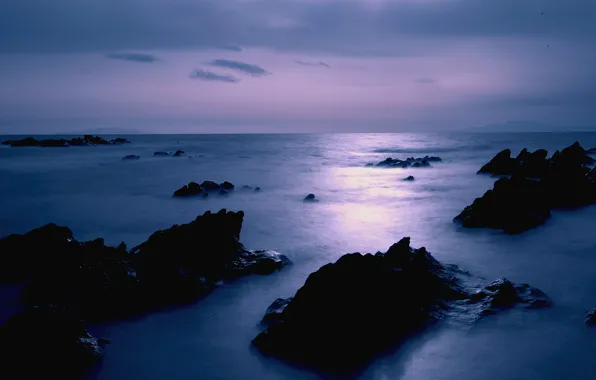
[372,155,442,168]
[253,238,549,370]
[2,135,131,147]
[173,181,260,197]
[456,142,596,233]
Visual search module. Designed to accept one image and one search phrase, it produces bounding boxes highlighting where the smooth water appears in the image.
[2,133,596,380]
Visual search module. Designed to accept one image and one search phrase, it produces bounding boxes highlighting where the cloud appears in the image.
[295,60,330,68]
[189,69,239,83]
[415,77,436,84]
[207,59,270,76]
[105,52,160,63]
[221,45,243,52]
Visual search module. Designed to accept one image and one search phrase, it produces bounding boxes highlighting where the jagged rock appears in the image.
[462,142,596,233]
[0,210,289,321]
[374,155,440,168]
[122,155,140,160]
[253,238,548,370]
[403,176,415,181]
[220,181,235,191]
[585,309,596,325]
[154,151,170,156]
[454,177,551,234]
[173,182,203,197]
[200,181,221,192]
[303,194,318,202]
[173,150,185,156]
[0,305,103,378]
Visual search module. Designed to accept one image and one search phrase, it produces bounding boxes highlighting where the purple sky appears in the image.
[1,0,595,133]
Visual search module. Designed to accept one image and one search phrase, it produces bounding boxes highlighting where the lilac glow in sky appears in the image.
[0,0,595,132]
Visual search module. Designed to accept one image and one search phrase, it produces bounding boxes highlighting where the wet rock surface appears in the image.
[372,155,442,168]
[253,238,549,370]
[2,135,131,147]
[457,142,596,233]
[0,210,289,321]
[173,181,257,197]
[0,305,104,378]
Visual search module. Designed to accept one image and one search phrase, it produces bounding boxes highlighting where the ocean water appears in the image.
[2,133,596,379]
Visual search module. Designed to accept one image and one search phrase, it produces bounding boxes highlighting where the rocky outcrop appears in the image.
[173,150,185,156]
[458,142,596,233]
[585,309,596,325]
[478,142,593,178]
[403,175,415,181]
[253,238,549,370]
[0,210,289,320]
[0,305,104,378]
[373,156,442,168]
[172,181,258,197]
[303,194,318,202]
[2,135,131,147]
[454,177,552,234]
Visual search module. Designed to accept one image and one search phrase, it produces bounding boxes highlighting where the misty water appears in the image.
[2,133,596,379]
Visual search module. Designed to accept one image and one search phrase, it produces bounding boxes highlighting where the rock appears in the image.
[0,305,103,378]
[220,181,235,191]
[303,193,318,202]
[122,155,140,160]
[253,238,548,370]
[254,187,261,192]
[374,156,439,168]
[173,150,185,156]
[219,189,229,196]
[173,182,203,197]
[0,210,290,321]
[131,209,290,307]
[241,185,254,190]
[403,175,415,181]
[110,137,131,144]
[5,137,40,147]
[200,180,221,192]
[454,176,551,234]
[478,149,517,175]
[154,151,171,156]
[39,139,70,147]
[585,309,596,325]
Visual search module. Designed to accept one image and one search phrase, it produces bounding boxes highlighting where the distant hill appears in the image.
[478,121,596,132]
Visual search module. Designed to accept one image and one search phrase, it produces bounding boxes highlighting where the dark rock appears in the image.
[122,155,140,160]
[0,305,103,378]
[0,210,289,321]
[200,180,221,192]
[303,193,318,202]
[173,150,185,156]
[253,238,548,370]
[220,181,235,191]
[585,309,596,325]
[219,189,229,196]
[254,187,261,192]
[154,151,171,156]
[403,175,415,181]
[39,139,70,147]
[173,182,203,197]
[454,177,551,234]
[5,137,40,147]
[374,156,439,168]
[478,149,517,175]
[110,137,131,144]
[241,185,254,190]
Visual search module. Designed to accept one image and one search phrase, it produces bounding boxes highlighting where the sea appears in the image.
[1,132,596,380]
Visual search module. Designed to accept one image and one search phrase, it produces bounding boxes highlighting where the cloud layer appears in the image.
[207,59,270,76]
[189,69,239,83]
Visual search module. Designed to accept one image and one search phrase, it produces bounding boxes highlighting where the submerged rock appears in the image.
[403,175,415,181]
[373,155,441,168]
[303,193,318,202]
[173,181,203,197]
[154,151,170,156]
[253,238,548,370]
[173,150,185,156]
[173,181,239,197]
[122,155,140,160]
[585,309,596,326]
[0,305,103,378]
[0,210,289,320]
[220,181,235,191]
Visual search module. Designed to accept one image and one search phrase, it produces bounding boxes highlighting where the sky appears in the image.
[0,0,595,133]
